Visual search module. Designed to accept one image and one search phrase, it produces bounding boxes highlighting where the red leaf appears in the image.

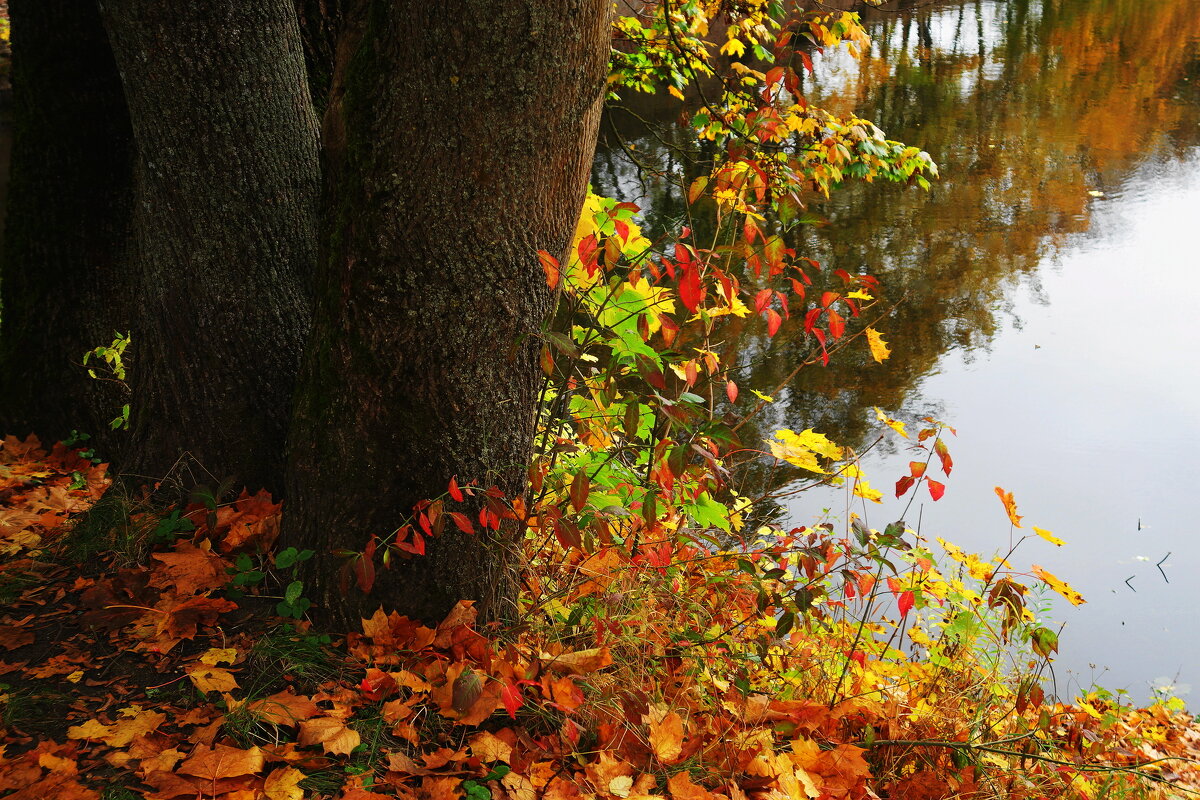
[826,309,845,340]
[765,65,784,87]
[799,51,814,74]
[909,461,926,478]
[754,289,772,315]
[449,512,475,535]
[448,476,464,503]
[895,476,915,498]
[927,479,945,501]
[553,520,582,551]
[570,471,590,513]
[726,380,738,404]
[679,265,703,313]
[898,590,915,616]
[765,309,782,337]
[935,439,954,475]
[501,683,523,719]
[820,291,839,308]
[353,555,376,593]
[537,250,560,289]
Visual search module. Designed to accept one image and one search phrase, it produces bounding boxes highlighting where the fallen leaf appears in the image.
[186,664,239,693]
[264,766,306,800]
[299,716,361,756]
[176,744,264,781]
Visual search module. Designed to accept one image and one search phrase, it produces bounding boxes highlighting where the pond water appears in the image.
[593,0,1200,703]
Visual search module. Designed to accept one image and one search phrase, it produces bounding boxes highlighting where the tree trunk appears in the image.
[101,0,320,493]
[284,0,611,628]
[0,0,135,447]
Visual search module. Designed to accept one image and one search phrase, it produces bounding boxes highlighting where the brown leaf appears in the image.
[299,716,361,756]
[246,690,322,727]
[0,624,34,651]
[667,773,719,800]
[176,743,264,781]
[545,646,612,676]
[149,541,229,596]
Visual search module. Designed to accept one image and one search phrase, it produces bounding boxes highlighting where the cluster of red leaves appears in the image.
[2,436,1200,800]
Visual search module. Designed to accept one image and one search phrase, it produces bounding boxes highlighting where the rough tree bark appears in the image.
[283,0,612,627]
[100,0,320,493]
[0,0,135,447]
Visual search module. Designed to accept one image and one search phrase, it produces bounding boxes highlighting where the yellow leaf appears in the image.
[643,704,684,764]
[66,719,110,741]
[66,670,84,684]
[719,37,746,57]
[1031,565,1084,606]
[187,664,239,693]
[842,464,882,503]
[865,327,890,363]
[1034,527,1064,546]
[768,429,843,473]
[873,407,908,438]
[265,766,306,800]
[609,775,634,799]
[299,716,361,756]
[994,487,1023,528]
[199,647,238,666]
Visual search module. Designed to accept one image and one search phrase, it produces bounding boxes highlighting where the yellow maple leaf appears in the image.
[841,464,882,503]
[768,429,843,473]
[865,327,890,363]
[1033,527,1064,546]
[719,37,746,57]
[199,647,238,665]
[994,487,1023,528]
[187,664,239,693]
[1031,565,1085,606]
[873,407,908,438]
[299,716,361,756]
[264,766,306,800]
[643,704,684,764]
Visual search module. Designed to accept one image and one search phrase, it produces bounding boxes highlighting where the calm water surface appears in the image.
[594,0,1200,702]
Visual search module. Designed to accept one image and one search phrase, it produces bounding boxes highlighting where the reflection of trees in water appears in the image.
[593,0,1200,484]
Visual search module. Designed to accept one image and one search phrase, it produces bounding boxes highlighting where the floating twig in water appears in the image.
[1124,575,1137,592]
[1156,552,1171,583]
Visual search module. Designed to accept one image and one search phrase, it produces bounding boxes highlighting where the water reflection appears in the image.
[594,0,1200,699]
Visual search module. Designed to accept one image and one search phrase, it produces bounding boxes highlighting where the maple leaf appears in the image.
[241,690,320,727]
[545,646,613,676]
[68,707,166,748]
[1031,564,1085,606]
[667,773,719,800]
[299,716,361,755]
[0,624,34,651]
[643,704,684,764]
[149,541,229,596]
[767,429,843,473]
[177,744,264,781]
[470,730,514,763]
[264,766,306,800]
[864,328,892,362]
[994,486,1023,528]
[186,663,238,693]
[156,595,238,646]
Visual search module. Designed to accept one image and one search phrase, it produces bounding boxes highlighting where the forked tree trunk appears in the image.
[284,0,611,627]
[0,0,135,447]
[101,0,320,493]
